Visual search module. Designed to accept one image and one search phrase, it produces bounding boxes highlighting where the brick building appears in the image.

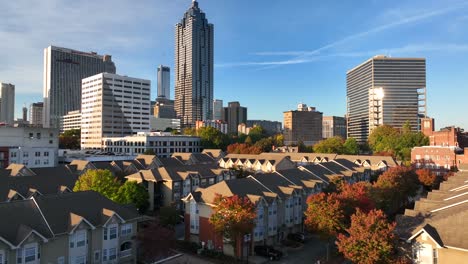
[421,117,468,148]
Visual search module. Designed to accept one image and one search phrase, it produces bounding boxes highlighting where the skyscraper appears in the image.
[322,116,347,139]
[213,99,223,120]
[0,83,15,125]
[175,0,214,127]
[22,106,28,122]
[43,46,116,128]
[157,65,171,99]
[30,102,44,126]
[223,102,247,134]
[346,55,426,143]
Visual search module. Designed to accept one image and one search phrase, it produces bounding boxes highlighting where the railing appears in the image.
[119,249,132,258]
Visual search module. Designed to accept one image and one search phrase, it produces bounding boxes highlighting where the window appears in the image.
[433,249,438,264]
[57,257,65,264]
[94,251,100,262]
[23,152,29,157]
[121,224,132,237]
[44,152,49,157]
[75,256,86,264]
[0,250,4,264]
[35,152,41,157]
[11,152,17,158]
[109,226,117,239]
[103,227,108,240]
[102,249,107,261]
[76,231,86,247]
[24,246,36,262]
[17,248,22,263]
[109,248,117,260]
[36,133,41,139]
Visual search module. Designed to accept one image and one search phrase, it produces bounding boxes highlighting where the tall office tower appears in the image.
[322,116,347,139]
[157,65,170,99]
[213,99,223,120]
[283,104,323,146]
[81,73,150,149]
[30,102,44,126]
[22,106,28,122]
[43,46,116,128]
[175,0,214,127]
[223,101,247,134]
[346,55,426,143]
[153,97,176,119]
[0,83,15,125]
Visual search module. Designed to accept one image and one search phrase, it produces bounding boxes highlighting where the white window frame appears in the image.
[109,225,118,240]
[57,256,65,264]
[75,255,86,264]
[0,250,4,264]
[75,230,86,247]
[108,248,117,260]
[121,223,132,237]
[102,249,107,262]
[24,245,36,263]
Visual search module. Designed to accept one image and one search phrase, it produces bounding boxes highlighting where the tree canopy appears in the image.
[115,181,149,213]
[304,193,345,239]
[73,169,120,200]
[197,126,230,150]
[59,129,81,149]
[209,194,257,251]
[336,209,396,264]
[312,137,361,154]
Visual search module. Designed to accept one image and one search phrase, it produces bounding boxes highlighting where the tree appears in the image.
[304,193,344,239]
[59,129,81,149]
[416,168,439,190]
[138,219,175,263]
[254,137,274,152]
[115,181,149,213]
[313,136,345,154]
[336,209,396,264]
[248,126,267,143]
[343,137,359,155]
[144,149,155,155]
[373,166,419,215]
[159,206,179,227]
[368,125,400,155]
[183,127,196,136]
[273,133,284,147]
[197,127,229,150]
[226,143,262,154]
[337,182,375,225]
[73,169,121,200]
[209,194,257,256]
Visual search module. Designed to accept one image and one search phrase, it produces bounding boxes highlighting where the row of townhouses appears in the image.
[396,165,468,264]
[181,153,398,257]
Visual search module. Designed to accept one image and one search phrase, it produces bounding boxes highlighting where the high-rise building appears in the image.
[29,102,44,126]
[213,99,223,120]
[22,106,28,122]
[346,55,426,143]
[283,104,323,146]
[43,46,116,128]
[154,98,176,119]
[157,65,171,99]
[323,116,347,139]
[223,102,247,134]
[175,0,214,127]
[60,110,81,133]
[246,120,282,135]
[81,73,150,149]
[0,83,15,125]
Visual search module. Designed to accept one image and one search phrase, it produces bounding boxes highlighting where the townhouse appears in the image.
[396,170,468,263]
[0,191,142,264]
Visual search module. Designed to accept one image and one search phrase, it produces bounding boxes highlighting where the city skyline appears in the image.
[2,0,468,129]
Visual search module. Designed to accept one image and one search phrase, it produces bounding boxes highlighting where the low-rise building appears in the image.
[150,117,181,132]
[411,146,468,174]
[61,110,81,133]
[283,104,323,146]
[0,127,59,168]
[102,132,202,158]
[245,120,282,135]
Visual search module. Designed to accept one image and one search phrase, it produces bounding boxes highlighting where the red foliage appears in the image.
[138,219,175,262]
[304,193,344,238]
[415,169,438,188]
[336,209,396,264]
[373,151,395,157]
[209,194,257,247]
[337,182,375,214]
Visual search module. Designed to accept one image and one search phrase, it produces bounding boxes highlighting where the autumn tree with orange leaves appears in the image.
[209,194,257,255]
[336,209,397,264]
[416,168,439,190]
[304,193,345,239]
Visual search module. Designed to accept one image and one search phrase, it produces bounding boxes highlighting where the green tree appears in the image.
[248,126,267,143]
[209,194,257,258]
[343,137,359,155]
[254,137,274,152]
[273,133,284,147]
[144,149,155,155]
[197,126,229,150]
[73,169,120,200]
[313,136,345,154]
[368,125,400,155]
[115,181,149,213]
[183,127,197,136]
[59,129,81,149]
[159,206,179,227]
[336,209,396,264]
[244,136,253,145]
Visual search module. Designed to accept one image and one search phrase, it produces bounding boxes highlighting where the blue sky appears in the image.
[2,0,468,129]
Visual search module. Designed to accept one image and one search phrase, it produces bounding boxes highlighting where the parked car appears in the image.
[254,245,283,261]
[287,232,305,243]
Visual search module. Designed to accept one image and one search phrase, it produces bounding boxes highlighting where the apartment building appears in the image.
[29,102,44,127]
[0,127,59,168]
[81,73,151,149]
[61,110,82,133]
[396,171,468,263]
[0,191,141,264]
[196,120,228,134]
[283,104,323,146]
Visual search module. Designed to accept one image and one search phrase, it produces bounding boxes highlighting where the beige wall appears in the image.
[413,232,468,264]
